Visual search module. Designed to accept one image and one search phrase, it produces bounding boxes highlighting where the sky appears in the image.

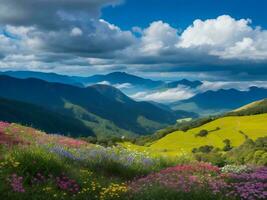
[0,0,267,81]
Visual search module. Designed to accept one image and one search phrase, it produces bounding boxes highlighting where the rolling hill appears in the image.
[0,75,190,137]
[123,111,267,156]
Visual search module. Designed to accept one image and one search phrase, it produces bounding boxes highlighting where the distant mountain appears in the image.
[0,97,94,137]
[0,71,83,87]
[0,75,182,136]
[228,98,267,116]
[166,79,203,89]
[73,72,164,88]
[171,87,267,116]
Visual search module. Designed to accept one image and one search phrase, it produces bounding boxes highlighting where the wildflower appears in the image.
[8,174,25,193]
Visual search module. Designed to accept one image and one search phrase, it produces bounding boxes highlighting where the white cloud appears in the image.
[140,21,179,54]
[1,11,267,76]
[70,27,83,36]
[96,81,133,89]
[199,81,267,92]
[114,83,133,89]
[177,15,267,60]
[131,86,195,103]
[178,15,252,48]
[97,81,111,85]
[130,80,267,103]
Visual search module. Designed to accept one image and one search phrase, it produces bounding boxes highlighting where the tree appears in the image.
[196,129,208,137]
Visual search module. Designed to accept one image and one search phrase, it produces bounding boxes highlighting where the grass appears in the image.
[0,120,266,200]
[123,114,267,156]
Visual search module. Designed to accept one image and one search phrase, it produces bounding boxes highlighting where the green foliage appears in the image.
[193,151,226,167]
[9,147,67,178]
[0,97,94,137]
[226,137,267,165]
[196,129,209,137]
[192,145,214,153]
[222,139,233,151]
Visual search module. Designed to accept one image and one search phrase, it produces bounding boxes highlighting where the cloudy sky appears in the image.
[0,0,267,81]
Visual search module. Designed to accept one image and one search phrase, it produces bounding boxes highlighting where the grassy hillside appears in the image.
[1,121,266,200]
[124,114,267,156]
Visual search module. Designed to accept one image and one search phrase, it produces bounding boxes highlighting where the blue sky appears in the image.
[103,0,267,30]
[0,0,267,81]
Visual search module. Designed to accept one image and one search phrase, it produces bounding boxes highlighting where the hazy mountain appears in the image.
[166,79,203,89]
[73,72,164,88]
[0,71,83,87]
[0,75,183,136]
[228,98,267,116]
[171,87,267,116]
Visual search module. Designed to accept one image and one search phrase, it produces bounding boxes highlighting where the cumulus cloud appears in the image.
[1,2,267,80]
[0,0,134,72]
[140,21,179,54]
[177,15,267,60]
[0,0,122,29]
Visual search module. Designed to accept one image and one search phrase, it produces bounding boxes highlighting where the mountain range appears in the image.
[0,75,196,138]
[0,71,203,91]
[171,87,267,115]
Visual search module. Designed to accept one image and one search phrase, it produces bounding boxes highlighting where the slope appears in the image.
[0,75,178,136]
[0,97,94,137]
[149,113,267,154]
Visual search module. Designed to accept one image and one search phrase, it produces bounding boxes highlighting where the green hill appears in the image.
[124,113,267,156]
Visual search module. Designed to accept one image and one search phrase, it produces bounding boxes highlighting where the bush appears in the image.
[194,152,226,167]
[196,129,209,137]
[192,145,214,153]
[222,139,233,151]
[226,137,267,165]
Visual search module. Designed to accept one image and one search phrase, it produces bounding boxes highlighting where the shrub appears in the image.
[196,129,209,137]
[192,145,214,153]
[222,139,232,151]
[221,165,251,174]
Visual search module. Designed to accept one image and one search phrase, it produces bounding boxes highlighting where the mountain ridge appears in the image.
[0,75,191,136]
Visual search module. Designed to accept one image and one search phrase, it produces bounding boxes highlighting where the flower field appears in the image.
[0,121,266,200]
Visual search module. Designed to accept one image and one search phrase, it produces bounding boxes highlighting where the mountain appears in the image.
[73,72,164,88]
[0,75,181,137]
[90,84,133,104]
[0,71,83,87]
[0,97,94,137]
[165,79,203,88]
[228,98,267,116]
[171,87,267,116]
